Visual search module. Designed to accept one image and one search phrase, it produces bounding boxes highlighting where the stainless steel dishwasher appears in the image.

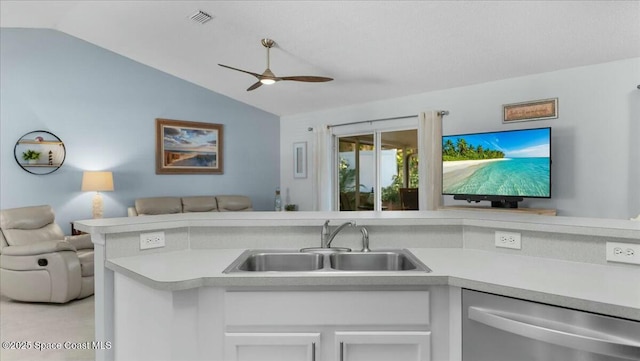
[462,289,640,361]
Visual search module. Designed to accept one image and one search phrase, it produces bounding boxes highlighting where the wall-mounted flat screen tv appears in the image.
[442,127,551,208]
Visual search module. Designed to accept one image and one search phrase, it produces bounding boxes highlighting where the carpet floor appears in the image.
[0,294,95,361]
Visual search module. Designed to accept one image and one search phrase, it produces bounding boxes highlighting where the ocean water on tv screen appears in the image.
[443,157,550,197]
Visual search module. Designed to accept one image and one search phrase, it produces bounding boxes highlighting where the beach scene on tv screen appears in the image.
[442,128,550,197]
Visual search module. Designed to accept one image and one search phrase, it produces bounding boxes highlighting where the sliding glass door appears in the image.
[338,134,375,211]
[336,128,418,212]
[380,130,418,211]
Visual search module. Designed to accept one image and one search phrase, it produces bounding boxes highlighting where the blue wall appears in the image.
[1,29,280,233]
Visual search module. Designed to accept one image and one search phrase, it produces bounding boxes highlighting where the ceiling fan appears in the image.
[219,38,333,91]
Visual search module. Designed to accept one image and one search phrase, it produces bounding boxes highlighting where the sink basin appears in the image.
[329,251,427,271]
[223,249,430,273]
[224,251,324,273]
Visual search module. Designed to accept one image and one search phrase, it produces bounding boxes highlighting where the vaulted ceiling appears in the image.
[2,1,639,116]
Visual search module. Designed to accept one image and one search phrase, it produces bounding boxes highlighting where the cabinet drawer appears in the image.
[336,331,431,361]
[225,332,320,361]
[225,291,430,326]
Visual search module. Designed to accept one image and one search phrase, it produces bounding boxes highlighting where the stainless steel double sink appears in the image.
[223,249,431,273]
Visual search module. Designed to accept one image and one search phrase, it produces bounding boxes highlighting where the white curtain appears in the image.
[312,125,333,211]
[418,111,444,210]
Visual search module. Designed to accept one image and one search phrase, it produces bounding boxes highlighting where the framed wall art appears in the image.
[156,118,223,174]
[503,98,558,123]
[293,141,307,179]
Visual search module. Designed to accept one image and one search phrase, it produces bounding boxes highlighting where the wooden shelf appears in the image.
[18,140,63,145]
[21,163,63,168]
[440,206,557,216]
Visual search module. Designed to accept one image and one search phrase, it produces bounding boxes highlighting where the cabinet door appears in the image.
[225,333,320,361]
[335,331,431,361]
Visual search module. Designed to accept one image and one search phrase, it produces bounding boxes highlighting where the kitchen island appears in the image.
[75,211,640,361]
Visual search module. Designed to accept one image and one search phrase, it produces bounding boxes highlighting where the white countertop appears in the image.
[107,248,640,321]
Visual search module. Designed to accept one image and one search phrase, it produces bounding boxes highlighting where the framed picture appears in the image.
[293,142,307,179]
[503,98,558,123]
[156,118,223,174]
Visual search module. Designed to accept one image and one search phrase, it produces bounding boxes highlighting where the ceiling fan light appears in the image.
[260,68,276,85]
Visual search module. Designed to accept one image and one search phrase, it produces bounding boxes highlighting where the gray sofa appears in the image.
[127,195,253,216]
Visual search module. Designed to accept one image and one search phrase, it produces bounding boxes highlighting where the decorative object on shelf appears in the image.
[274,187,282,211]
[22,149,41,164]
[293,141,307,179]
[503,98,558,123]
[285,204,297,211]
[81,171,114,219]
[156,118,224,174]
[13,130,66,175]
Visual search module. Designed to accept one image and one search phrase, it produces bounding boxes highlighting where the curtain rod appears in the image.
[327,115,416,129]
[307,110,449,132]
[308,111,450,131]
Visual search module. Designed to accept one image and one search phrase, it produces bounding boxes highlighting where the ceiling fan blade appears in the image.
[218,64,261,79]
[247,81,263,91]
[280,76,334,83]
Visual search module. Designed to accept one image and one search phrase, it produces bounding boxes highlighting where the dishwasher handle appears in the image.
[468,306,640,360]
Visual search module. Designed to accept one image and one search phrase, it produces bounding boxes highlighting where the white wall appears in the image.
[280,58,640,219]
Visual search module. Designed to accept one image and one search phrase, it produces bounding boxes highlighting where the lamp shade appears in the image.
[81,171,114,192]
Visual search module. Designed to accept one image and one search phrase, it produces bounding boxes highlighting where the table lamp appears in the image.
[81,171,114,218]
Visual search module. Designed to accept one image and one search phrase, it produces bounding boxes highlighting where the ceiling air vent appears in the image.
[190,10,212,24]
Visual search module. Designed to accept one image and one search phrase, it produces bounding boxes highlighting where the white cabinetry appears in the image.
[222,290,441,361]
[335,331,431,361]
[225,333,320,361]
[223,331,431,361]
[112,276,453,361]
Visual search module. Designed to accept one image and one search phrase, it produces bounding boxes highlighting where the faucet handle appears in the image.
[360,227,370,252]
[322,220,330,235]
[321,220,330,247]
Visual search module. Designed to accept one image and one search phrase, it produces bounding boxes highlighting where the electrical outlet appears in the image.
[140,231,165,250]
[495,231,521,250]
[606,242,640,265]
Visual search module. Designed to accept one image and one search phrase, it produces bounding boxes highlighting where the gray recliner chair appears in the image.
[0,205,94,303]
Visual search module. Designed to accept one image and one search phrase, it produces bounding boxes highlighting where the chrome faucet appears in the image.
[321,220,355,248]
[360,227,370,252]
